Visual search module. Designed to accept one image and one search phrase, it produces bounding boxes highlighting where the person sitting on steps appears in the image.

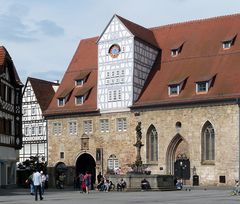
[117,178,126,191]
[141,178,150,191]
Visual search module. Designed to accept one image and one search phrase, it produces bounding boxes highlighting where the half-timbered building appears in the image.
[20,77,59,163]
[0,46,23,187]
[44,14,240,186]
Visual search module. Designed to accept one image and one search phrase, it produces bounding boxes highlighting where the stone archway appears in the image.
[75,153,96,189]
[166,134,189,175]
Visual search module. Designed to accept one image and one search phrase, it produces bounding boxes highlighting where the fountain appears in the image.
[130,122,148,174]
[108,122,175,191]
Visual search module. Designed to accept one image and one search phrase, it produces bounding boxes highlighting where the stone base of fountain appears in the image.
[108,174,175,191]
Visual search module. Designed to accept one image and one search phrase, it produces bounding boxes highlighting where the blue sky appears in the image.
[1,0,240,83]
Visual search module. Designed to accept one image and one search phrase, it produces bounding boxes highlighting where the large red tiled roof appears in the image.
[134,13,240,107]
[44,37,98,116]
[44,14,240,116]
[28,77,59,111]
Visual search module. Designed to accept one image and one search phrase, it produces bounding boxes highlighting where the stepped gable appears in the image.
[44,37,98,116]
[134,13,240,107]
[28,77,59,111]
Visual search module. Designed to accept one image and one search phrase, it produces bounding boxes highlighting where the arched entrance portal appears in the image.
[76,153,96,189]
[166,134,190,179]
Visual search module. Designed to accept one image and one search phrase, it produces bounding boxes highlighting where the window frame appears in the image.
[68,121,77,135]
[196,81,208,93]
[107,154,119,170]
[58,98,65,107]
[116,118,127,132]
[75,79,84,86]
[146,125,158,163]
[168,84,180,96]
[171,49,179,57]
[53,122,62,136]
[222,40,232,49]
[201,122,215,165]
[83,120,93,134]
[100,119,109,133]
[75,95,84,105]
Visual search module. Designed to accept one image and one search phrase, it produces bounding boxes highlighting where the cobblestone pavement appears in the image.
[1,188,240,204]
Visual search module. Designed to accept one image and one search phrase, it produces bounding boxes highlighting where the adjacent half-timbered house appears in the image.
[20,77,59,163]
[45,14,240,186]
[0,46,23,187]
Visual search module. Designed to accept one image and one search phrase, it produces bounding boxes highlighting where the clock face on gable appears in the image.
[109,44,121,58]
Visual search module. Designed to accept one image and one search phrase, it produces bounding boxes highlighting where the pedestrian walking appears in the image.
[32,169,43,201]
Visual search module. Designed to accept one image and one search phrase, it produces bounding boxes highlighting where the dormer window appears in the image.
[195,74,216,94]
[171,42,184,57]
[171,49,180,57]
[168,85,179,95]
[222,34,237,50]
[168,76,188,96]
[74,71,90,86]
[75,95,84,105]
[75,79,84,86]
[196,82,208,93]
[222,40,232,49]
[58,98,65,106]
[74,86,93,106]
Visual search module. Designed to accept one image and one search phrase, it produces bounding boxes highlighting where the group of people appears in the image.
[26,169,48,201]
[96,172,115,192]
[96,172,126,192]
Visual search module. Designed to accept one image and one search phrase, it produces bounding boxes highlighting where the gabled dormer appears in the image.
[222,34,237,49]
[57,85,74,107]
[74,71,90,87]
[74,86,92,105]
[168,77,188,96]
[195,74,216,94]
[171,42,184,57]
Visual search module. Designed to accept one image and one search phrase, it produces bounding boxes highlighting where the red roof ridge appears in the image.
[81,36,99,42]
[66,68,97,74]
[115,14,159,48]
[115,14,151,33]
[150,13,240,31]
[28,77,59,85]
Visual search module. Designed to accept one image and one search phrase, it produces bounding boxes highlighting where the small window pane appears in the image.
[69,121,77,135]
[58,98,65,106]
[197,82,208,92]
[83,120,92,134]
[76,96,83,105]
[75,79,84,86]
[100,119,109,132]
[117,118,127,132]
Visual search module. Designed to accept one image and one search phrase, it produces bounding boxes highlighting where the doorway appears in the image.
[75,153,96,189]
[166,134,190,178]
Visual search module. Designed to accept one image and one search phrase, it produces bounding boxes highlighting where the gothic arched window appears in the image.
[201,121,215,163]
[146,125,158,162]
